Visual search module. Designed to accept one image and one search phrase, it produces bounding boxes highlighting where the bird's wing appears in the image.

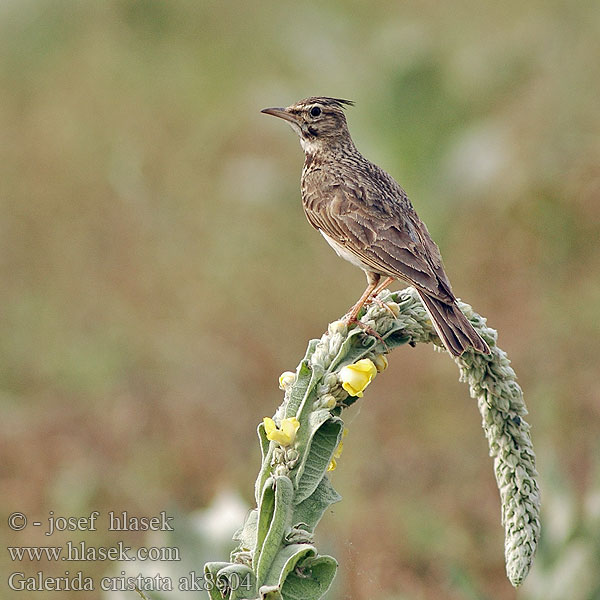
[304,182,455,302]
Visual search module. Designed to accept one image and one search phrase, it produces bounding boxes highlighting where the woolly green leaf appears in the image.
[381,323,412,349]
[325,326,373,374]
[292,475,341,531]
[261,543,316,589]
[255,476,295,586]
[258,421,270,461]
[285,341,319,418]
[291,408,330,472]
[255,423,274,504]
[203,562,231,600]
[254,477,275,571]
[280,554,338,600]
[214,564,256,600]
[294,416,344,505]
[233,508,258,555]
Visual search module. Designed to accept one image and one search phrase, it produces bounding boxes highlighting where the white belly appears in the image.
[319,230,371,271]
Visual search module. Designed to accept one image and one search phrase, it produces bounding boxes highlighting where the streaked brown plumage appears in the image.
[261,96,490,356]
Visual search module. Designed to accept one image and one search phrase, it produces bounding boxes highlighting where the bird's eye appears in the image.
[309,106,322,117]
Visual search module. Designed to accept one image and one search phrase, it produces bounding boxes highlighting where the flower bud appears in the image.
[385,302,400,317]
[322,394,337,409]
[278,371,296,391]
[372,354,389,372]
[328,320,347,335]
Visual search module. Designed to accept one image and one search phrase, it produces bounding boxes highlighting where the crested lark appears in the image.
[262,97,490,356]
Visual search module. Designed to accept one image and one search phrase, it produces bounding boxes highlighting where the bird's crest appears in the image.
[298,97,354,110]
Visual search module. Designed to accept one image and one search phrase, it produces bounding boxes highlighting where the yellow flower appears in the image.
[372,354,389,372]
[278,371,296,391]
[263,417,300,446]
[339,359,377,397]
[328,428,348,471]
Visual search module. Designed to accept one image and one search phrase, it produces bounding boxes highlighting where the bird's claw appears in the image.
[365,294,397,316]
[343,315,389,351]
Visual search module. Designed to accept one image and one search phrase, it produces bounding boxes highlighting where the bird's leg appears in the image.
[365,276,396,312]
[370,276,395,299]
[343,274,389,349]
[344,273,380,323]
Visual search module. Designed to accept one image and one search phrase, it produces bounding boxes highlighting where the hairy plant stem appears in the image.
[204,287,540,599]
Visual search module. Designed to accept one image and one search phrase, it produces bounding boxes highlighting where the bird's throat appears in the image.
[300,135,322,155]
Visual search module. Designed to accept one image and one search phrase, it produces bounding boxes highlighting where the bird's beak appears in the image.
[261,107,299,125]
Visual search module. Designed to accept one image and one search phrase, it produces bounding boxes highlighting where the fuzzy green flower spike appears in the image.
[204,287,540,598]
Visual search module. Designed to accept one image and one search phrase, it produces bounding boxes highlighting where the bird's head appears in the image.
[261,96,354,154]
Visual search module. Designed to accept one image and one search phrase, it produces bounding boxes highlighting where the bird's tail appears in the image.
[417,291,490,356]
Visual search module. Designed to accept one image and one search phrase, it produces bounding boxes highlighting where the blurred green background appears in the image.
[2,1,599,599]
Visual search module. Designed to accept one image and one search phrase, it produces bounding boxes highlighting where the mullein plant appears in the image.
[204,287,540,599]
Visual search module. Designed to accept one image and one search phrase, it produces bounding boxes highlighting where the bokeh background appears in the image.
[2,1,599,599]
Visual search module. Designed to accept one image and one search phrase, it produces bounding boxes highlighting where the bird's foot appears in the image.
[343,314,389,350]
[364,294,397,317]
